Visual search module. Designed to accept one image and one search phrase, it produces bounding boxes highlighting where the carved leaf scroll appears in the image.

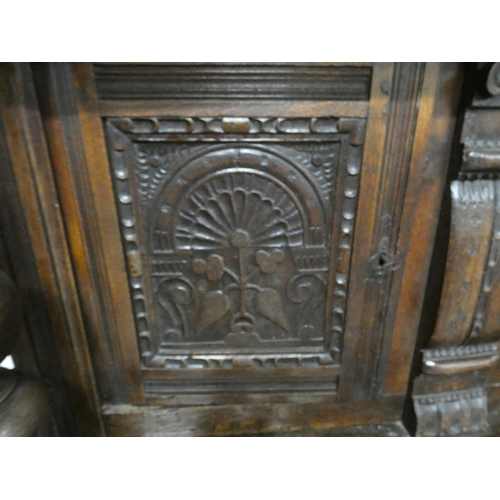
[157,279,193,307]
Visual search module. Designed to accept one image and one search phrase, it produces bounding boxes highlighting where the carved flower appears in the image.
[255,249,284,274]
[192,254,225,281]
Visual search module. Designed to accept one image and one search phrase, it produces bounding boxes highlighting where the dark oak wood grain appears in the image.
[103,395,404,437]
[0,63,103,436]
[411,63,500,437]
[382,63,463,395]
[32,63,144,406]
[5,62,494,436]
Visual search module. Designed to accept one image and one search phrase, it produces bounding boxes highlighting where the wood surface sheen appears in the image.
[0,64,103,436]
[412,62,500,436]
[0,62,483,436]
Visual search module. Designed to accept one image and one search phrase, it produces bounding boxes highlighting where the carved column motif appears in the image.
[413,63,500,436]
[413,179,500,436]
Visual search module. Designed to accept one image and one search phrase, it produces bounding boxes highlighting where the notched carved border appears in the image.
[111,116,363,143]
[149,351,338,370]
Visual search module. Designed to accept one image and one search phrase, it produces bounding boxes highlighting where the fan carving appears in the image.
[175,172,304,251]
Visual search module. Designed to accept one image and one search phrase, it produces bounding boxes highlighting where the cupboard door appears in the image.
[31,63,462,435]
[105,113,363,401]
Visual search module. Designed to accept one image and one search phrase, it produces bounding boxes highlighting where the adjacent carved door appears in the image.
[3,63,463,435]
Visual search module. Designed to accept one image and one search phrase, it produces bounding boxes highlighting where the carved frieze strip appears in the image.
[463,151,500,171]
[413,386,489,436]
[450,177,494,204]
[423,342,499,375]
[98,100,370,120]
[111,116,343,136]
[94,64,372,102]
[148,351,338,370]
[463,139,500,151]
[462,150,500,170]
[414,386,486,405]
[143,376,338,395]
[458,172,500,181]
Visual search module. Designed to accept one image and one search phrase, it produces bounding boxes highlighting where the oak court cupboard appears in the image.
[1,62,499,436]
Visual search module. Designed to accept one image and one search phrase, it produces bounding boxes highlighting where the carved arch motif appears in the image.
[151,147,329,348]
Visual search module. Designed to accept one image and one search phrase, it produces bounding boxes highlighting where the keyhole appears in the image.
[378,254,388,268]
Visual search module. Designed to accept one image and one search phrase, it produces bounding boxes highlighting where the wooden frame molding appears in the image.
[0,63,103,436]
[339,63,463,401]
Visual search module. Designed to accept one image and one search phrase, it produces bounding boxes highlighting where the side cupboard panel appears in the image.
[0,63,103,435]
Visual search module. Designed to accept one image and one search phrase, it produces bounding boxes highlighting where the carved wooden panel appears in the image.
[105,116,365,384]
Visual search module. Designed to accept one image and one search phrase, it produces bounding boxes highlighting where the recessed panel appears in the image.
[106,117,365,375]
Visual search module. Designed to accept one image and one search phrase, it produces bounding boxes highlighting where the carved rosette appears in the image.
[106,117,365,369]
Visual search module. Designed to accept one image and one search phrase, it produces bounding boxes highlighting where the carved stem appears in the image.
[238,246,246,316]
